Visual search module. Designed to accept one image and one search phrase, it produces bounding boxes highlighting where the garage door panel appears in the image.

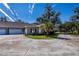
[9,29,23,34]
[0,29,6,35]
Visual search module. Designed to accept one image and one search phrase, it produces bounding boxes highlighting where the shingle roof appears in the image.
[0,21,28,28]
[25,23,43,28]
[0,21,43,28]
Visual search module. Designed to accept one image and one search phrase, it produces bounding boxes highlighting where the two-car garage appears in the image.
[0,28,24,35]
[0,21,26,35]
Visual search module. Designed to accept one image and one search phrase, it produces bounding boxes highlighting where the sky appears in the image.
[0,3,79,23]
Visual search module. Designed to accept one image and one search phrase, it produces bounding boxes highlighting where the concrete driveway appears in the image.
[0,35,79,56]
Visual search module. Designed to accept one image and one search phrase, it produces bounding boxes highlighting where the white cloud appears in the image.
[0,8,14,22]
[28,3,35,15]
[3,3,15,15]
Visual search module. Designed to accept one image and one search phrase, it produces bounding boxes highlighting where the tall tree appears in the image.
[0,16,7,22]
[37,4,61,35]
[69,7,79,34]
[15,19,24,23]
[70,7,79,22]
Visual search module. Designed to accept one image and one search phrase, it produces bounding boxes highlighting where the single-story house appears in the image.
[0,21,42,35]
[25,23,42,35]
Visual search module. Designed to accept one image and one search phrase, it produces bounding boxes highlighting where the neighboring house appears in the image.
[0,21,42,35]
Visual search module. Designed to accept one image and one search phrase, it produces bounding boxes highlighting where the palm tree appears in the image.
[40,21,54,35]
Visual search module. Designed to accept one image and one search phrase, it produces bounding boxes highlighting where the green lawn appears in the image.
[25,34,59,39]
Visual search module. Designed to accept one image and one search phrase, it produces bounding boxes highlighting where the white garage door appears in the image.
[9,29,23,34]
[0,29,6,35]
